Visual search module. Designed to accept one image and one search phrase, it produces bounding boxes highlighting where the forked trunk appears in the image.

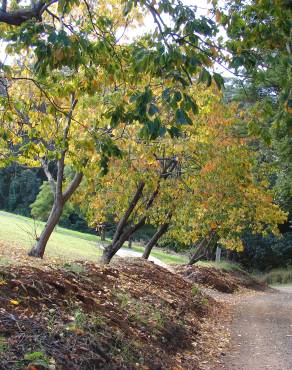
[100,241,122,264]
[28,201,63,258]
[100,217,147,264]
[188,230,217,265]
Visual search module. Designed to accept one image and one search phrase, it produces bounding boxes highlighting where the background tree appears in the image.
[0,163,42,216]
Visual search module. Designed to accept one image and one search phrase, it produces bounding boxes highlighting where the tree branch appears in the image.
[63,172,84,203]
[112,181,145,244]
[40,158,56,194]
[0,0,57,26]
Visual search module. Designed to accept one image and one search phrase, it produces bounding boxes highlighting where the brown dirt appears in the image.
[174,265,267,294]
[215,286,292,370]
[0,258,226,370]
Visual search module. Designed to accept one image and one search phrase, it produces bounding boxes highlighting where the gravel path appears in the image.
[219,286,292,370]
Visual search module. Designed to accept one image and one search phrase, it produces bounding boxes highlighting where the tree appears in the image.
[0,163,43,216]
[214,0,292,213]
[30,181,73,222]
[77,86,286,264]
[0,0,227,258]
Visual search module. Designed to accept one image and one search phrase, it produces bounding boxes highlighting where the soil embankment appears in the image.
[0,259,225,370]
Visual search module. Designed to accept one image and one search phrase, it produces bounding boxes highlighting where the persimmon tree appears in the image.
[77,86,286,264]
[78,129,184,264]
[0,0,226,257]
[168,93,287,262]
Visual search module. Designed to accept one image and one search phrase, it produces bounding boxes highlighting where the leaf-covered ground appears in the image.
[0,256,229,370]
[174,265,267,294]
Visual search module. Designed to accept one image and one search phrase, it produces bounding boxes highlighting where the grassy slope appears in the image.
[0,211,187,264]
[0,210,102,262]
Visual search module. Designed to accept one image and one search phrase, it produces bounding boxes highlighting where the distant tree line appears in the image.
[0,163,94,233]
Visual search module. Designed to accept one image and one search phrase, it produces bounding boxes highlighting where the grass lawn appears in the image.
[0,210,103,263]
[131,245,188,264]
[0,211,187,265]
[195,260,244,271]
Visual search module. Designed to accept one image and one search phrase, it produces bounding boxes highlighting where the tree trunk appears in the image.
[99,180,164,264]
[27,94,80,258]
[188,237,207,265]
[100,216,147,264]
[28,201,63,258]
[111,182,145,245]
[100,239,123,264]
[188,231,217,265]
[142,222,169,260]
[100,226,106,241]
[28,170,83,258]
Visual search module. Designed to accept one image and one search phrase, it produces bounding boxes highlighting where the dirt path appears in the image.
[219,286,292,370]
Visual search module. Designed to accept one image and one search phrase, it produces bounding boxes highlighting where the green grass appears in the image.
[130,245,188,264]
[0,210,103,262]
[195,260,244,271]
[0,211,187,265]
[260,268,292,285]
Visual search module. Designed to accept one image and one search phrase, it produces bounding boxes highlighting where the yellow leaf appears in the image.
[10,299,20,305]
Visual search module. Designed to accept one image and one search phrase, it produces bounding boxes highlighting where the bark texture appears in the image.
[142,221,170,260]
[0,1,57,25]
[101,155,179,264]
[188,230,217,265]
[28,171,83,258]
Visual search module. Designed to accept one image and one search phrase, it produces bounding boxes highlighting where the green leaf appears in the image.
[173,91,182,103]
[168,127,181,138]
[162,88,171,102]
[199,68,212,87]
[213,73,225,90]
[148,104,159,116]
[175,109,192,125]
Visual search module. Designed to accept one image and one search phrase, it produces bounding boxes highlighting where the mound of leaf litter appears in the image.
[0,258,226,370]
[174,265,267,294]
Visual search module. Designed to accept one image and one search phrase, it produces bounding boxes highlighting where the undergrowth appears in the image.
[260,268,292,285]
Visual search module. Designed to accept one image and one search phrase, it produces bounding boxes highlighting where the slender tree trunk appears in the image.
[100,180,163,264]
[28,171,83,258]
[28,201,63,258]
[100,216,147,264]
[100,240,123,264]
[188,230,217,265]
[100,159,177,264]
[27,94,81,258]
[100,226,106,241]
[111,181,145,245]
[188,237,206,265]
[142,222,170,260]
